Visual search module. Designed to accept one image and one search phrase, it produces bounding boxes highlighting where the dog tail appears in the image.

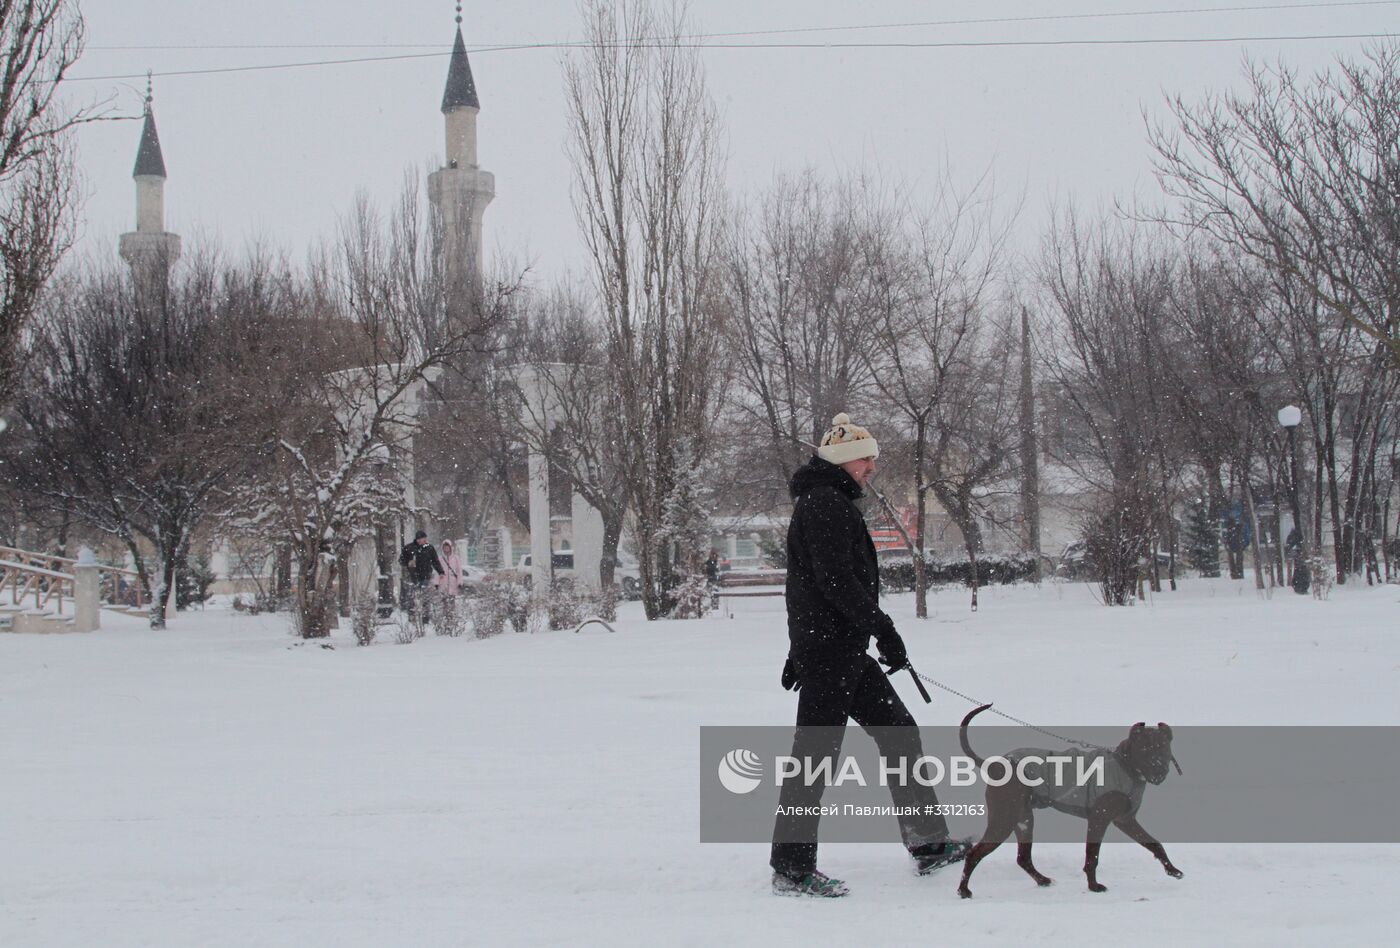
[959,703,993,767]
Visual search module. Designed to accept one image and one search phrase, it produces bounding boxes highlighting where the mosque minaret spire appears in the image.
[428,3,495,332]
[119,74,182,277]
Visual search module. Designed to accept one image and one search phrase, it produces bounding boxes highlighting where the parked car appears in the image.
[458,563,490,592]
[508,551,574,588]
[604,553,643,601]
[515,551,576,572]
[1055,541,1092,580]
[508,550,644,600]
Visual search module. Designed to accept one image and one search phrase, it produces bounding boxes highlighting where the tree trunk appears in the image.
[1018,306,1042,580]
[1223,466,1244,580]
[56,509,71,559]
[150,526,182,630]
[934,487,984,612]
[338,549,351,619]
[1242,470,1267,592]
[599,508,624,590]
[914,421,929,619]
[1382,444,1395,581]
[1158,466,1176,592]
[274,545,292,606]
[119,530,150,605]
[963,527,981,612]
[296,544,332,639]
[1315,400,1345,584]
[637,507,667,620]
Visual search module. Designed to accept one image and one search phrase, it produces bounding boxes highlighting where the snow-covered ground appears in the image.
[3,579,1397,946]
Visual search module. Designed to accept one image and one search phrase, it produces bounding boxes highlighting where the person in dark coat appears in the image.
[399,529,444,623]
[770,413,969,898]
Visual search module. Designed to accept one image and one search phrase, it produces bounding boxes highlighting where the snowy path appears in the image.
[2,580,1397,946]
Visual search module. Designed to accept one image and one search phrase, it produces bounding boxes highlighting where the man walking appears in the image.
[771,413,971,898]
[399,529,445,626]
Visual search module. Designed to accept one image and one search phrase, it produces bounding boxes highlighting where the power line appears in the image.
[694,0,1400,40]
[82,0,1400,51]
[65,32,1400,84]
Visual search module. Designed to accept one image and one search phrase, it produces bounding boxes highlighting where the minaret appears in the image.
[427,4,495,333]
[119,76,181,278]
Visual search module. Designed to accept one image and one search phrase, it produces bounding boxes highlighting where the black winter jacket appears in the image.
[400,541,445,586]
[784,456,898,676]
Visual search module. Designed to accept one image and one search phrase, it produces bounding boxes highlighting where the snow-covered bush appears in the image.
[472,582,523,638]
[655,439,715,618]
[435,594,468,637]
[352,595,378,646]
[1083,489,1153,606]
[667,573,710,619]
[468,593,503,639]
[592,584,619,622]
[547,583,582,631]
[176,553,217,610]
[393,608,423,644]
[1310,555,1333,601]
[879,553,1038,592]
[525,595,549,634]
[1183,493,1222,577]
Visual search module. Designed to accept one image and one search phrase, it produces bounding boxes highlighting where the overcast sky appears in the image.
[69,1,1398,278]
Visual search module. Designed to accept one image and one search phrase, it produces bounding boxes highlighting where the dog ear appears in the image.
[1158,722,1172,737]
[1131,722,1146,733]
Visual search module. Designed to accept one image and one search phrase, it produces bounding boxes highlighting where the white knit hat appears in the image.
[817,413,879,465]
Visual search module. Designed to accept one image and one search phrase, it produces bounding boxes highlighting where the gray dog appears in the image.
[956,703,1184,898]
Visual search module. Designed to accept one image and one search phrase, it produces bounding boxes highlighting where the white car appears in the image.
[513,551,642,600]
[515,551,575,574]
[507,552,576,588]
[458,563,489,590]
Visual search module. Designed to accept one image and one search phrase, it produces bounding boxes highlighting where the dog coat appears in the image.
[1002,747,1146,819]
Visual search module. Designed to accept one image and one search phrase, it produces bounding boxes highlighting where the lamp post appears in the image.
[1277,405,1310,595]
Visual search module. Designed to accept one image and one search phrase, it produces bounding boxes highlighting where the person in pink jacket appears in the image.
[435,540,464,598]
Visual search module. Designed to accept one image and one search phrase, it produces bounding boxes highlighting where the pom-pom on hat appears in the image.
[817,413,879,465]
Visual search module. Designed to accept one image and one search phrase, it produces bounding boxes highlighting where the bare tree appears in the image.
[3,247,301,625]
[1151,44,1400,371]
[0,0,91,411]
[721,172,882,500]
[862,170,1013,615]
[515,279,631,588]
[229,187,514,639]
[563,0,728,618]
[1158,251,1277,584]
[1151,45,1400,584]
[412,252,536,549]
[1039,212,1180,604]
[1017,306,1042,577]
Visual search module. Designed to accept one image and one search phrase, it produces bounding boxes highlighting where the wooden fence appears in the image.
[0,546,145,610]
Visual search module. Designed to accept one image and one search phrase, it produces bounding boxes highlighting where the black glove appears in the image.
[876,630,909,675]
[781,656,801,692]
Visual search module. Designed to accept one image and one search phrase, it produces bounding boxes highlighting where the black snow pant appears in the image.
[770,654,951,877]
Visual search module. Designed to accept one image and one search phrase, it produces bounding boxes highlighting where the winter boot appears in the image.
[771,869,850,898]
[912,837,974,876]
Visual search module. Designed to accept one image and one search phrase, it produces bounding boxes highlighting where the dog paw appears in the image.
[957,887,972,899]
[1037,877,1055,887]
[1088,882,1108,893]
[1165,866,1184,879]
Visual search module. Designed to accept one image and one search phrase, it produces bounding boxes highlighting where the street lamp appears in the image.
[1277,405,1310,595]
